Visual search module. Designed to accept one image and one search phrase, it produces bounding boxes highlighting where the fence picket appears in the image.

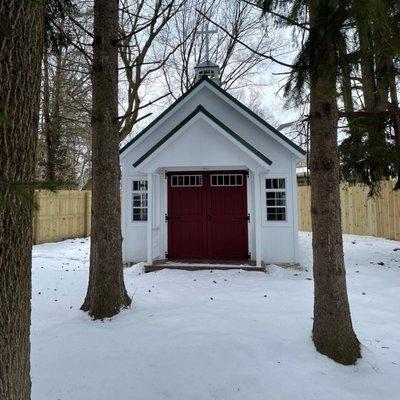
[33,190,91,244]
[298,181,400,241]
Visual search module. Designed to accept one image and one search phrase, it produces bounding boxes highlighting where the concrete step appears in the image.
[145,262,265,273]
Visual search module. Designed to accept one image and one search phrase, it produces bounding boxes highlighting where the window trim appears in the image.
[170,174,203,187]
[210,173,244,187]
[263,176,290,225]
[132,179,148,222]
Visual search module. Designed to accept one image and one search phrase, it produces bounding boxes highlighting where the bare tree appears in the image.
[118,0,189,140]
[54,0,280,160]
[117,0,280,145]
[161,0,278,97]
[38,44,92,188]
[0,1,45,398]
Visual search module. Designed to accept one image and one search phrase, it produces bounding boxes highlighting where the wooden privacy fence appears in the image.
[298,181,400,241]
[33,182,400,244]
[33,190,91,244]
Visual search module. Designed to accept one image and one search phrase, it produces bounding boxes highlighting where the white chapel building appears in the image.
[119,60,305,267]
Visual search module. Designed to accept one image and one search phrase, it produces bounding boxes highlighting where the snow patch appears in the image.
[31,232,400,400]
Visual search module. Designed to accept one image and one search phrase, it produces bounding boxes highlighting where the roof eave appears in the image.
[201,78,306,157]
[119,76,210,156]
[132,105,273,169]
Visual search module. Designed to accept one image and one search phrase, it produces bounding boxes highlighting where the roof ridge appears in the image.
[121,76,305,157]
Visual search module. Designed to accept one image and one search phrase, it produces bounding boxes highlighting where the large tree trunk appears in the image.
[309,1,361,365]
[81,0,131,319]
[0,1,45,399]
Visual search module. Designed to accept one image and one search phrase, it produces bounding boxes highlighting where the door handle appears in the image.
[207,215,211,220]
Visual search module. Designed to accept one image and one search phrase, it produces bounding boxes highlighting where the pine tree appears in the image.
[81,0,131,318]
[259,0,361,364]
[307,1,361,365]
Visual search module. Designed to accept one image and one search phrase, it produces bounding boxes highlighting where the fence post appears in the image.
[84,191,91,237]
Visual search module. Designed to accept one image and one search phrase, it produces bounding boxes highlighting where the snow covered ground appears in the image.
[31,232,400,400]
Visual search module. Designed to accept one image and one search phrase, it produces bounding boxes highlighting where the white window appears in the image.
[265,178,286,221]
[211,174,243,186]
[171,175,202,187]
[132,180,148,221]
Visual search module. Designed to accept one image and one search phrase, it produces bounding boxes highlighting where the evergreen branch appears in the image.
[338,110,400,118]
[242,0,309,30]
[0,179,66,212]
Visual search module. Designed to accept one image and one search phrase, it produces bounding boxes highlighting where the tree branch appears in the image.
[196,9,294,69]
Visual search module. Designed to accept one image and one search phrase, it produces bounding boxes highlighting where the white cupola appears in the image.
[194,61,220,84]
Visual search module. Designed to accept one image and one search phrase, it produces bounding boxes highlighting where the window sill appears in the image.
[262,221,293,228]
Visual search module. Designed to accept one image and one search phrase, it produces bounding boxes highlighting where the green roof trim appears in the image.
[203,78,306,156]
[120,76,305,156]
[120,76,209,155]
[132,105,273,168]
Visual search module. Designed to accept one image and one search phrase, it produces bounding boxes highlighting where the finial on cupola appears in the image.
[195,21,221,84]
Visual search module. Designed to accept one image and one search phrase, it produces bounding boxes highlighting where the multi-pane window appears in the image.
[171,175,202,187]
[132,180,148,221]
[211,174,243,186]
[265,178,286,221]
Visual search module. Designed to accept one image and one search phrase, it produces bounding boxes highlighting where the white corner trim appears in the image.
[146,172,153,265]
[291,155,299,262]
[254,171,262,267]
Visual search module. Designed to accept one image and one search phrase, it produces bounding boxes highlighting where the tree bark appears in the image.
[43,50,56,181]
[356,12,387,185]
[43,49,65,182]
[0,1,45,399]
[339,38,360,142]
[309,1,361,365]
[81,0,131,319]
[372,17,391,181]
[388,60,400,190]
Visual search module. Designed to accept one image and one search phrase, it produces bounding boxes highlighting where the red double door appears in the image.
[167,171,249,260]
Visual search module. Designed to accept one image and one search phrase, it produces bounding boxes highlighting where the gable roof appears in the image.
[132,105,273,168]
[120,77,208,155]
[120,76,306,157]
